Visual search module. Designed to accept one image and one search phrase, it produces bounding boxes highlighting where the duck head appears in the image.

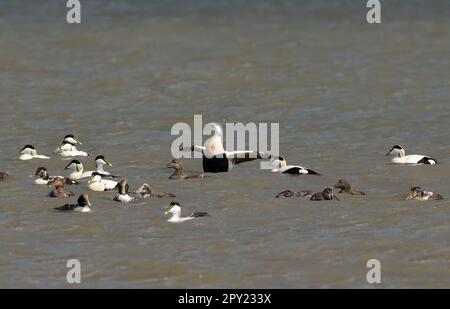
[386,145,405,157]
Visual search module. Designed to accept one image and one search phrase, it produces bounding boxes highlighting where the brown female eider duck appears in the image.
[334,179,365,195]
[275,190,316,198]
[405,186,443,201]
[48,177,75,198]
[35,167,79,185]
[310,188,340,201]
[166,159,208,179]
[134,184,175,199]
[0,172,8,181]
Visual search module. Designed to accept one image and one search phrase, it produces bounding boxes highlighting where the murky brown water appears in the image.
[1,0,450,288]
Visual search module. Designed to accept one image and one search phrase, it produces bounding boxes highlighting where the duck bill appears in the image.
[75,138,82,145]
[105,159,112,166]
[166,163,176,168]
[385,148,394,156]
[164,205,173,215]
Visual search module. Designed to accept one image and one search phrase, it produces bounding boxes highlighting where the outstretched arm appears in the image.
[225,150,273,165]
[179,145,206,154]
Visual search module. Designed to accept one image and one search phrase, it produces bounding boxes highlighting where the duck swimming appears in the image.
[310,188,340,201]
[92,155,115,176]
[166,159,208,179]
[269,157,320,175]
[88,172,118,192]
[34,167,79,185]
[113,179,138,203]
[48,177,75,198]
[181,123,273,173]
[405,186,443,201]
[0,172,8,181]
[165,202,209,223]
[65,156,114,180]
[333,179,365,195]
[275,190,316,198]
[54,134,82,153]
[65,160,89,180]
[386,145,437,165]
[56,141,89,157]
[54,194,92,212]
[19,145,50,161]
[134,184,176,199]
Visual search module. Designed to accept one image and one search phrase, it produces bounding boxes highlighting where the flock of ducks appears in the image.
[0,126,445,222]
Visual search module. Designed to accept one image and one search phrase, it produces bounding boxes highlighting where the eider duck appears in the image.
[181,123,273,173]
[88,172,118,192]
[269,157,320,175]
[65,156,114,180]
[54,194,92,212]
[92,155,115,176]
[334,179,365,195]
[34,167,78,185]
[405,186,443,201]
[275,190,316,198]
[56,141,89,157]
[19,145,50,161]
[64,160,88,180]
[386,145,437,165]
[48,177,75,198]
[166,159,208,179]
[134,184,176,199]
[0,172,8,181]
[165,202,209,223]
[113,179,137,203]
[54,134,82,152]
[310,188,340,201]
[54,134,83,153]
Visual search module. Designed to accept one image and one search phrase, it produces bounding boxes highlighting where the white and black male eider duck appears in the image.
[166,159,208,179]
[333,179,365,195]
[113,179,138,203]
[165,202,209,223]
[0,172,8,181]
[88,172,118,192]
[405,186,444,201]
[65,156,115,180]
[54,134,83,153]
[133,183,176,199]
[269,157,320,175]
[181,123,273,173]
[54,134,82,153]
[34,167,79,185]
[19,145,50,161]
[386,145,437,165]
[54,194,92,212]
[48,177,75,198]
[56,141,89,158]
